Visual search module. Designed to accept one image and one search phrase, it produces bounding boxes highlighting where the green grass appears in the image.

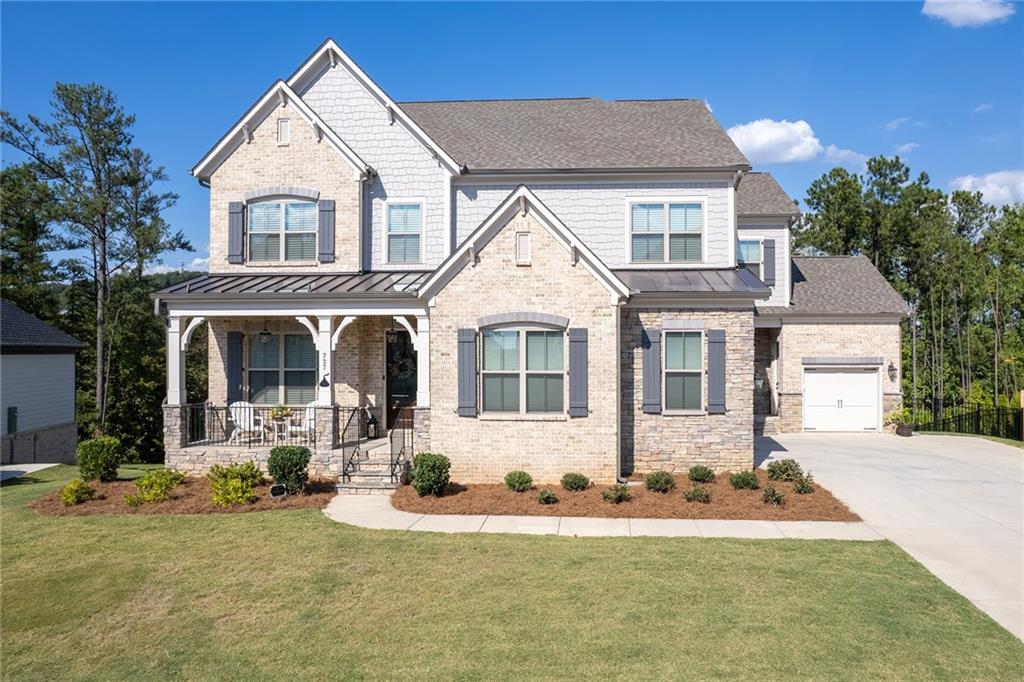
[917,431,1024,449]
[2,466,1022,680]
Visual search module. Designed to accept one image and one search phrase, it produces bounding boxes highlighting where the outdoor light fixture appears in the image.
[755,378,765,390]
[887,362,897,381]
[258,319,272,345]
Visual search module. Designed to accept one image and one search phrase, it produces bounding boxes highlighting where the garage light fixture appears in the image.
[887,362,897,381]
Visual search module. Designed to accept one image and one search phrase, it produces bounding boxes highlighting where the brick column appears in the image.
[162,404,188,464]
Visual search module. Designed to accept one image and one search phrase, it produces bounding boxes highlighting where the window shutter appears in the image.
[228,202,245,264]
[457,329,477,417]
[568,328,588,417]
[762,239,776,285]
[642,328,662,414]
[227,331,243,404]
[707,329,726,414]
[318,199,335,263]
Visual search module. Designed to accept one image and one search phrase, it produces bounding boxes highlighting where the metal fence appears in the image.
[913,402,1023,441]
[185,404,343,448]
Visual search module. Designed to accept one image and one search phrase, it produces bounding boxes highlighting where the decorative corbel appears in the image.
[279,90,287,108]
[313,123,323,142]
[180,317,206,352]
[392,316,419,351]
[468,245,477,267]
[386,105,395,125]
[570,244,580,267]
[331,316,357,351]
[329,50,337,68]
[519,195,526,216]
[242,123,252,143]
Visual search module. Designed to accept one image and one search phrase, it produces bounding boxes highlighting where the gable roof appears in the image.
[400,98,750,173]
[758,255,909,317]
[737,172,799,218]
[419,185,630,300]
[0,299,83,353]
[191,80,371,182]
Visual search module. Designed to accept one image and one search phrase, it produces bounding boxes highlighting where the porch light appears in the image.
[887,362,898,381]
[258,320,272,345]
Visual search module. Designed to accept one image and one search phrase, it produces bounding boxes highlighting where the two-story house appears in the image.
[156,38,908,490]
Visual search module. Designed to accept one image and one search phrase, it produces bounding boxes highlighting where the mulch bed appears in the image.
[392,470,860,521]
[31,477,337,516]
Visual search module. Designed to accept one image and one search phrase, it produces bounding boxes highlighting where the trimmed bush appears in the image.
[602,484,633,504]
[688,465,715,483]
[126,469,186,506]
[683,486,712,504]
[793,471,815,495]
[411,452,450,497]
[60,479,96,506]
[730,470,760,490]
[560,472,591,492]
[268,446,312,494]
[644,471,676,493]
[762,485,785,506]
[504,470,533,492]
[537,489,558,505]
[767,459,803,482]
[76,436,123,482]
[208,462,262,508]
[208,461,263,488]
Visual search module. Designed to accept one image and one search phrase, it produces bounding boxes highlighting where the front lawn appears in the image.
[2,466,1022,680]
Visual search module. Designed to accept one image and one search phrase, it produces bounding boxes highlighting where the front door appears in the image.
[385,330,417,428]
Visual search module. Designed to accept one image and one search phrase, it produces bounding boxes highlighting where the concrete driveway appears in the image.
[758,432,1024,639]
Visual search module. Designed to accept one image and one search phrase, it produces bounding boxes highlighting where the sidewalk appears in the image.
[0,463,58,482]
[322,494,883,540]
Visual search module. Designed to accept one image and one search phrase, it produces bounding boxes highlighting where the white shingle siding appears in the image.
[299,65,450,270]
[0,354,76,433]
[738,222,790,306]
[455,181,733,268]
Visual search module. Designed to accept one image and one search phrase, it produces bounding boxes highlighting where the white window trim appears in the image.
[738,237,764,279]
[515,231,531,266]
[662,329,706,415]
[624,197,708,268]
[277,118,290,146]
[246,198,318,264]
[382,197,426,265]
[246,332,317,406]
[479,326,567,416]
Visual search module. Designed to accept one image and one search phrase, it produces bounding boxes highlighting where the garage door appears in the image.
[803,367,879,431]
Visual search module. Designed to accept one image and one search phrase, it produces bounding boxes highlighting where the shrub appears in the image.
[208,462,262,508]
[762,485,785,506]
[683,486,712,504]
[127,469,186,506]
[268,446,312,494]
[793,471,815,494]
[60,479,96,506]
[537,489,559,505]
[884,406,913,426]
[602,484,633,504]
[767,458,803,482]
[208,461,263,488]
[730,470,760,490]
[411,452,450,497]
[560,472,591,492]
[504,470,534,492]
[688,465,715,483]
[76,436,123,482]
[644,471,676,493]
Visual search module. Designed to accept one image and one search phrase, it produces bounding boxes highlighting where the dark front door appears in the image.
[385,330,417,428]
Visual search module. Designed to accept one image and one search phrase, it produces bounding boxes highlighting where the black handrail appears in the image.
[389,407,414,484]
[340,407,364,483]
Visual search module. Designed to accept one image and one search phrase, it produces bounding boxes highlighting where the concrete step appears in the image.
[336,480,398,495]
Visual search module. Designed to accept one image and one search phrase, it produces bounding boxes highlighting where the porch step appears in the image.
[335,481,398,495]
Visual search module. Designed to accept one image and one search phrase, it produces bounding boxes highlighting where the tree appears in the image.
[0,164,61,320]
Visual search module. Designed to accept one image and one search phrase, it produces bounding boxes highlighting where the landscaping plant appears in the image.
[729,470,759,490]
[504,470,533,492]
[767,459,803,482]
[76,436,123,482]
[688,465,715,483]
[124,469,186,507]
[411,452,450,497]
[537,489,558,505]
[560,472,591,491]
[762,486,785,506]
[208,462,262,508]
[793,471,815,494]
[683,486,712,504]
[59,479,96,506]
[644,471,676,493]
[268,446,312,494]
[602,484,632,504]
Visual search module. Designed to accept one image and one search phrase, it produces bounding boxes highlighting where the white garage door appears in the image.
[803,367,879,432]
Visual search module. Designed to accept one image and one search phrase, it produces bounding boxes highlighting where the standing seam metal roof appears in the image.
[155,271,431,297]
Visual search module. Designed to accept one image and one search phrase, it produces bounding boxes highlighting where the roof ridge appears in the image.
[401,97,598,104]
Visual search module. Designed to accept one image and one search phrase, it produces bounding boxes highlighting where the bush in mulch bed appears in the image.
[76,437,124,482]
[504,470,534,492]
[644,471,676,493]
[762,486,785,506]
[729,471,760,490]
[793,472,815,495]
[560,473,591,492]
[602,484,633,504]
[411,453,451,497]
[125,469,186,507]
[683,486,712,504]
[766,459,803,482]
[688,465,715,483]
[60,479,96,507]
[209,462,263,508]
[537,489,558,505]
[268,446,312,494]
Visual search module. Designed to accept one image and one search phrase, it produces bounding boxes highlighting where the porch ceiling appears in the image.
[154,271,432,299]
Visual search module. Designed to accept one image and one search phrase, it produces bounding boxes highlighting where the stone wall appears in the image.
[1,422,77,465]
[621,308,755,474]
[753,327,774,416]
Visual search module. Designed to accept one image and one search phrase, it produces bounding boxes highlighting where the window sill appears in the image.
[662,410,707,417]
[478,413,567,422]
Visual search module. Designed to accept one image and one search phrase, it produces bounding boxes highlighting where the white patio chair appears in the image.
[229,401,264,445]
[287,402,320,443]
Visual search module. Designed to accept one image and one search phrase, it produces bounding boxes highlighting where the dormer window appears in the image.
[629,201,703,264]
[248,200,317,262]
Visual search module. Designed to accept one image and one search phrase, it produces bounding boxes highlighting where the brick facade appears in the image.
[1,422,77,465]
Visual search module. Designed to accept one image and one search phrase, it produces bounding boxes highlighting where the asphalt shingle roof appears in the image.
[737,172,799,217]
[758,255,909,316]
[400,98,750,171]
[0,299,83,352]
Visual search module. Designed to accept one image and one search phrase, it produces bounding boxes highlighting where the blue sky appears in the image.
[2,1,1022,273]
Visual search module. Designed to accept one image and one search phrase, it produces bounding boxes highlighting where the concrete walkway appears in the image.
[0,463,58,482]
[322,494,883,540]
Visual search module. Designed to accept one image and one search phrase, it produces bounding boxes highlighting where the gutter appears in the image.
[461,164,752,177]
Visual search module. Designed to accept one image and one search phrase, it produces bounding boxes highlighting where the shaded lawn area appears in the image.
[2,467,1022,680]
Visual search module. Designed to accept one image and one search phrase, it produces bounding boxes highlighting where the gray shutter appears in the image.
[568,328,588,417]
[227,202,245,264]
[642,328,661,414]
[226,331,243,404]
[318,199,335,263]
[707,329,726,414]
[457,329,477,417]
[762,239,776,285]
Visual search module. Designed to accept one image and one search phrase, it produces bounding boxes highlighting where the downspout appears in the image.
[615,297,627,483]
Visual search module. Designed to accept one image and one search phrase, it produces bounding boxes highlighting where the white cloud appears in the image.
[726,119,822,164]
[972,102,994,113]
[950,170,1024,206]
[922,1,1016,28]
[145,256,210,275]
[884,117,911,131]
[823,145,869,170]
[895,142,920,154]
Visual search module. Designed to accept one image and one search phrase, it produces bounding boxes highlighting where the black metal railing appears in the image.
[184,404,336,448]
[913,401,1023,441]
[389,407,414,484]
[340,407,365,482]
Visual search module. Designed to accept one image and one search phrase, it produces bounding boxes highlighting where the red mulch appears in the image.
[31,477,337,516]
[392,470,859,521]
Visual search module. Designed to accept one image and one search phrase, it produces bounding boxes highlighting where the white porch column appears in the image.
[415,315,430,408]
[317,316,334,405]
[166,317,186,406]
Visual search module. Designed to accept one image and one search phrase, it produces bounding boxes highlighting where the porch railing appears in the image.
[184,404,341,448]
[390,407,415,483]
[340,407,366,481]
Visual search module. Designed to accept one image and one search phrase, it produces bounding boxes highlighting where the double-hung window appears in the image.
[738,239,762,279]
[630,201,702,264]
[387,202,422,263]
[247,334,317,405]
[248,200,317,262]
[481,329,565,414]
[664,331,703,411]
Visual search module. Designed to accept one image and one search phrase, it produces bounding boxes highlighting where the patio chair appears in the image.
[228,401,264,445]
[287,402,320,444]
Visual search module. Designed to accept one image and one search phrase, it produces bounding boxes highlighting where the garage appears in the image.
[803,366,879,432]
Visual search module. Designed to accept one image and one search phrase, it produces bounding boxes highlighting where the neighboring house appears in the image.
[155,39,908,487]
[0,300,83,464]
